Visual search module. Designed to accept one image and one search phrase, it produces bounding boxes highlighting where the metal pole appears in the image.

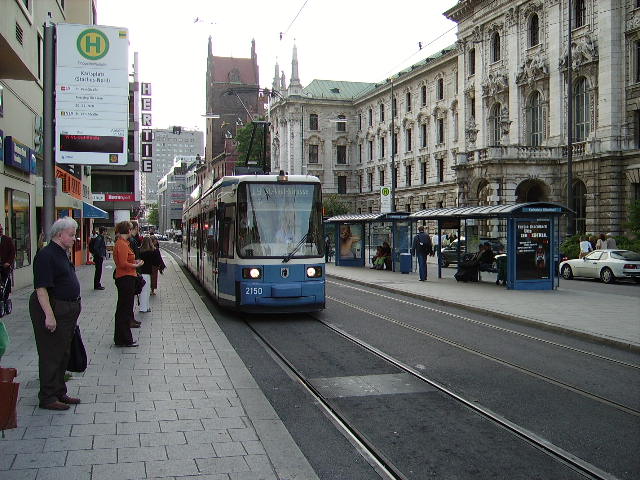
[566,0,575,236]
[43,22,56,239]
[262,121,268,173]
[390,80,396,213]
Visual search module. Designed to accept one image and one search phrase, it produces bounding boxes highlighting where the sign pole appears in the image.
[43,22,56,238]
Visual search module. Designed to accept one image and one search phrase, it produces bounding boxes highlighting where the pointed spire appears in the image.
[251,38,256,59]
[288,43,302,95]
[280,71,286,91]
[272,60,280,92]
[208,36,212,56]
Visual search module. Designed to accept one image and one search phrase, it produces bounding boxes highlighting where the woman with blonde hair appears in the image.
[113,221,143,347]
[138,236,165,313]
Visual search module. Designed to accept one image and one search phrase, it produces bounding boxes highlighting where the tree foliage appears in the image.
[147,202,158,227]
[624,199,640,236]
[235,118,267,167]
[322,194,350,217]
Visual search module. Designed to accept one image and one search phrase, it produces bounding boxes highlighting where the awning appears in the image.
[83,202,109,219]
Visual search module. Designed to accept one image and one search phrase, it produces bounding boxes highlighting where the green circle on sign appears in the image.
[381,187,390,196]
[77,29,109,60]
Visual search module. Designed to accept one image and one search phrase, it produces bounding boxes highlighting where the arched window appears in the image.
[436,78,444,100]
[572,180,587,234]
[491,32,501,62]
[574,0,586,29]
[489,103,502,146]
[379,103,385,122]
[574,77,590,141]
[406,91,412,112]
[527,91,543,146]
[421,85,427,105]
[529,14,540,47]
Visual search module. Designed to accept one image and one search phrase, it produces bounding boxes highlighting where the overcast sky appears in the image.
[98,0,459,132]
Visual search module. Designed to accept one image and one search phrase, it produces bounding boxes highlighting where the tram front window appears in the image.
[237,183,323,258]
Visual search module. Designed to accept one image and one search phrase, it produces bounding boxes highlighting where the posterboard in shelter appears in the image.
[515,220,550,280]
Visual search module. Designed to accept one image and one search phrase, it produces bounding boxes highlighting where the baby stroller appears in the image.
[0,267,12,317]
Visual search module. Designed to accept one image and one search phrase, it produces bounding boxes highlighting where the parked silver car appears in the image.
[559,249,640,284]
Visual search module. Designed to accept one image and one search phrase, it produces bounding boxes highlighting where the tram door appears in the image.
[203,209,215,295]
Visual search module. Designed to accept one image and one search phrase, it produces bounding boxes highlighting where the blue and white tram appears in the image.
[182,173,325,312]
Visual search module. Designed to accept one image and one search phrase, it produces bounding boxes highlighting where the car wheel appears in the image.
[442,260,449,268]
[561,265,573,280]
[600,267,615,284]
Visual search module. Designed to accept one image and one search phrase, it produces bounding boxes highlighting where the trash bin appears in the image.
[495,254,507,285]
[400,253,412,274]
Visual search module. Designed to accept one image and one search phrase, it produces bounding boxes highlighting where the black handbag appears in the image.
[134,274,146,295]
[67,326,87,373]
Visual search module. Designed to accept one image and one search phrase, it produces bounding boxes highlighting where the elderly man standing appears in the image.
[29,217,82,410]
[0,223,16,304]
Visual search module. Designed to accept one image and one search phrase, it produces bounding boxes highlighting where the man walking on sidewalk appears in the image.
[411,226,433,281]
[91,226,107,290]
[29,217,82,411]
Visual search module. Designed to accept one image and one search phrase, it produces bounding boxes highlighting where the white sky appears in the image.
[98,0,460,132]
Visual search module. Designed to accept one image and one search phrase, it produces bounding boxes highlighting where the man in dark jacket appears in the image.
[128,221,141,259]
[411,226,433,281]
[91,227,107,290]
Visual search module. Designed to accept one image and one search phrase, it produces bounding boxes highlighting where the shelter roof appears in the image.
[409,202,572,219]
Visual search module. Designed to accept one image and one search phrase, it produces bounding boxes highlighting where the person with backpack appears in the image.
[411,225,433,281]
[90,227,107,290]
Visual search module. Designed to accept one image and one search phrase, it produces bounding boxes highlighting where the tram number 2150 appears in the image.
[245,287,263,295]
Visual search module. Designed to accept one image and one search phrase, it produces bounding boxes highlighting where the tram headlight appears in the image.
[242,267,262,279]
[306,266,322,278]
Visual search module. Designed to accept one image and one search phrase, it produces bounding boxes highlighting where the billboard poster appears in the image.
[516,220,550,280]
[339,224,362,259]
[55,24,129,165]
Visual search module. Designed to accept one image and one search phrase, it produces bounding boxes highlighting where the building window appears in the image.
[491,32,501,62]
[405,165,412,186]
[405,128,412,152]
[379,104,385,122]
[379,169,385,187]
[337,176,347,194]
[470,97,476,119]
[336,115,346,132]
[392,97,397,118]
[436,78,444,100]
[437,157,445,183]
[393,166,398,187]
[437,118,444,144]
[368,140,373,161]
[4,188,31,268]
[37,33,43,79]
[368,172,373,191]
[572,180,587,234]
[527,91,543,146]
[380,137,385,158]
[529,14,540,47]
[468,48,476,75]
[636,41,640,83]
[392,132,398,155]
[574,77,590,141]
[368,108,373,126]
[420,123,427,148]
[406,92,412,112]
[358,175,363,193]
[308,144,319,163]
[337,145,347,164]
[421,85,427,106]
[453,112,459,142]
[574,0,586,29]
[358,113,362,130]
[358,143,362,163]
[489,103,502,146]
[309,114,318,130]
[421,162,427,184]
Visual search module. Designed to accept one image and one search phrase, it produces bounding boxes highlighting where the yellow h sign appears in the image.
[76,29,109,60]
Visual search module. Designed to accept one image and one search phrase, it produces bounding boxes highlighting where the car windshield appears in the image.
[610,250,640,261]
[236,182,324,259]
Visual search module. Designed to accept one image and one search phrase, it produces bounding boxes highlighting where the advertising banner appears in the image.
[339,224,363,259]
[55,24,129,165]
[515,220,550,280]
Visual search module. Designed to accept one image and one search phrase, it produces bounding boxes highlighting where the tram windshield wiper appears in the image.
[282,233,308,263]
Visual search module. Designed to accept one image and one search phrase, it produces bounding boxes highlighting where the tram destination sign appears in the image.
[55,24,129,165]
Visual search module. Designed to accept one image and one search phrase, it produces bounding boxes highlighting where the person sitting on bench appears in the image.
[477,242,495,272]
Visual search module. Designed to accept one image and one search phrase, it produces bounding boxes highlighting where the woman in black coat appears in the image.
[138,237,165,313]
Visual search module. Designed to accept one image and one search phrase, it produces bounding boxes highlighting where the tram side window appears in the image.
[205,210,217,254]
[220,205,235,258]
[190,219,198,251]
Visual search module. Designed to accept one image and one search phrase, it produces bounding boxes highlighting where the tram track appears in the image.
[246,315,620,480]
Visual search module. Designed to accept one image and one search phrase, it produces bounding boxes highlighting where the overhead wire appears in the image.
[280,0,311,40]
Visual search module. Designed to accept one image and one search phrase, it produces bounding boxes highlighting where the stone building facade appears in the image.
[268,0,640,236]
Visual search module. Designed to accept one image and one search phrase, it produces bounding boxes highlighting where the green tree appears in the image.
[147,202,158,227]
[323,193,350,217]
[235,118,267,167]
[623,199,640,236]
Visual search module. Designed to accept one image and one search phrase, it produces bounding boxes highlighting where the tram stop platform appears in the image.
[0,253,319,480]
[325,260,640,351]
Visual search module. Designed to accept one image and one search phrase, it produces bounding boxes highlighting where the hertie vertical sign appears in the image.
[55,24,129,165]
[141,83,153,173]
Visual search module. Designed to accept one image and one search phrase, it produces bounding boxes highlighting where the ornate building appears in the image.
[268,0,640,236]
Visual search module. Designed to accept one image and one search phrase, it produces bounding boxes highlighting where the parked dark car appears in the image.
[440,238,505,267]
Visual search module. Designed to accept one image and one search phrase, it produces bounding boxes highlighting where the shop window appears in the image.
[4,188,31,268]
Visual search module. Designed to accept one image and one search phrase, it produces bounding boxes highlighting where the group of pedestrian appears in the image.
[28,217,166,410]
[579,232,617,258]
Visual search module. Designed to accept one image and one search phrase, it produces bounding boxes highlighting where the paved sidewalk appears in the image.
[326,262,640,351]
[0,254,318,480]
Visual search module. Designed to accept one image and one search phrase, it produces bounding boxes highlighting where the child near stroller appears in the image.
[0,266,12,317]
